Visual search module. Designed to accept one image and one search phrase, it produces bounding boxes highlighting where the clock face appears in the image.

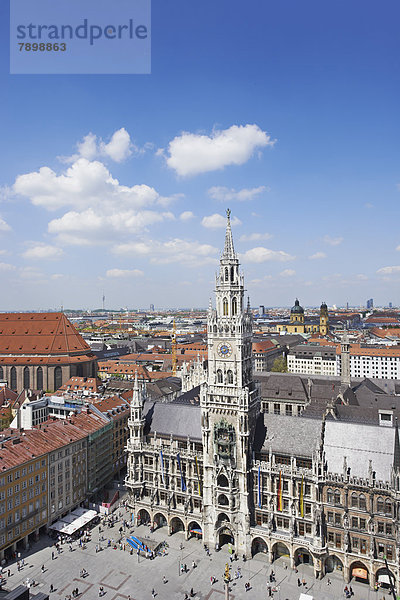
[217,343,232,358]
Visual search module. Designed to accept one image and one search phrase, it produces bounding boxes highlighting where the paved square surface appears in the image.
[0,507,392,600]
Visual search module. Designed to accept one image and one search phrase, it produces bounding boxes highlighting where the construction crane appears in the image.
[172,319,177,376]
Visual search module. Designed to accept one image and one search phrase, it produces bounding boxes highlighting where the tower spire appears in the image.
[222,208,236,258]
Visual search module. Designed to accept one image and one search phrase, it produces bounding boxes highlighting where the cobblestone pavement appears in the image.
[0,507,391,600]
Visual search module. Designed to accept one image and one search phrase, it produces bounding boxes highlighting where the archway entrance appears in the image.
[350,561,369,584]
[376,567,396,590]
[294,547,313,565]
[272,542,290,560]
[219,527,234,547]
[252,537,268,557]
[188,521,202,539]
[325,555,343,573]
[153,512,167,529]
[137,508,150,525]
[170,516,185,534]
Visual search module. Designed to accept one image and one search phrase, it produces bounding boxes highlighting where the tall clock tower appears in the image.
[200,209,260,555]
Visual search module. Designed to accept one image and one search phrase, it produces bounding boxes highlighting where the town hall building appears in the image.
[126,211,400,595]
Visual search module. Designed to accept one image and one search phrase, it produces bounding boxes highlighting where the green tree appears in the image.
[271,356,287,372]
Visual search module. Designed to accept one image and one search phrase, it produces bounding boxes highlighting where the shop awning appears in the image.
[352,568,368,580]
[49,509,98,535]
[378,574,391,585]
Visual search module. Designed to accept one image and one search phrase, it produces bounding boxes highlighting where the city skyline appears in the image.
[0,0,400,310]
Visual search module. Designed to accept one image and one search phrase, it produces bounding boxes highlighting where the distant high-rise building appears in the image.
[366,298,374,309]
[389,302,393,309]
[259,305,265,316]
[150,304,155,312]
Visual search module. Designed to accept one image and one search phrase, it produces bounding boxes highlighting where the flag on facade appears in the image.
[257,466,261,508]
[195,456,202,496]
[160,450,165,486]
[277,471,283,512]
[177,453,186,491]
[299,475,304,517]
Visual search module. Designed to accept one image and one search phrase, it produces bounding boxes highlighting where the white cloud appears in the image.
[240,247,295,263]
[161,124,275,177]
[239,232,272,242]
[18,266,45,281]
[113,238,218,266]
[201,213,241,229]
[48,208,174,245]
[309,252,327,260]
[60,128,134,164]
[179,211,195,221]
[0,262,16,271]
[356,273,368,280]
[0,217,11,232]
[323,235,343,246]
[280,269,296,277]
[14,158,160,212]
[22,244,64,260]
[208,185,267,202]
[377,266,400,275]
[13,156,176,246]
[106,268,144,278]
[100,128,132,162]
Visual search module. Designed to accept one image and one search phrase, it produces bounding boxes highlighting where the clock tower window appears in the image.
[223,298,228,316]
[227,370,233,384]
[217,369,223,383]
[232,297,237,315]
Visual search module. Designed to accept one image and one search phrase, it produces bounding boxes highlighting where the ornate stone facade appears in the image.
[126,212,400,595]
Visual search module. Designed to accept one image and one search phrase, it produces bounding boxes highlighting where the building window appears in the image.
[274,403,280,415]
[54,366,62,390]
[223,298,228,316]
[37,367,43,390]
[217,370,223,384]
[23,367,30,390]
[232,297,237,316]
[10,366,17,390]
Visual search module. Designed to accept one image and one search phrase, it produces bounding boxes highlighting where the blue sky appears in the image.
[0,0,399,310]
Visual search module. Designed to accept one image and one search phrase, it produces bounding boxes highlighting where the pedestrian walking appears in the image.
[51,551,54,560]
[41,565,45,573]
[7,569,10,577]
[162,576,167,584]
[50,584,54,593]
[151,588,156,598]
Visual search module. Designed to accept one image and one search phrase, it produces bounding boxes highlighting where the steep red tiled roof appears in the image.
[0,312,91,355]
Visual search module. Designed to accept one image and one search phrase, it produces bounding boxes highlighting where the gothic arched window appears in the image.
[385,499,392,515]
[225,267,229,281]
[54,366,62,390]
[232,297,237,316]
[37,367,43,390]
[327,489,333,503]
[230,266,234,281]
[223,298,228,316]
[227,370,233,384]
[23,367,30,390]
[334,490,341,506]
[359,494,366,510]
[376,497,384,513]
[10,366,17,390]
[217,369,223,384]
[351,492,358,508]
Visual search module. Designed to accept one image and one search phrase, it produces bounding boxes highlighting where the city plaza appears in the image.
[0,503,393,600]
